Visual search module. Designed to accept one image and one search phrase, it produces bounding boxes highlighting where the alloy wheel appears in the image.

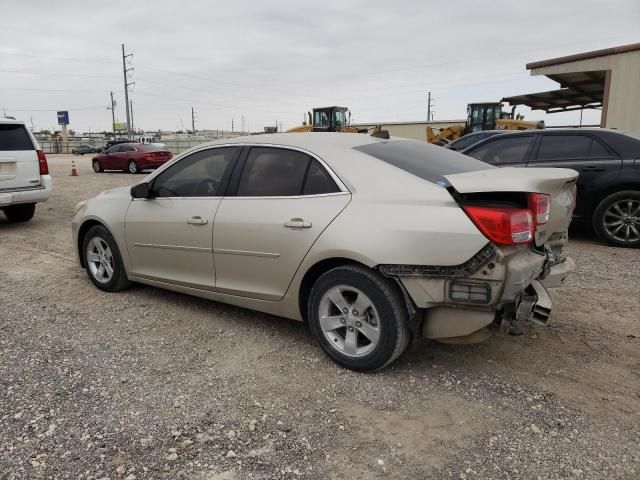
[86,237,114,283]
[603,199,640,244]
[318,285,381,358]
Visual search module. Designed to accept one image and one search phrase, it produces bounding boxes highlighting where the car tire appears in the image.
[82,225,131,292]
[3,203,36,222]
[308,264,410,372]
[92,160,103,173]
[593,190,640,248]
[127,160,139,174]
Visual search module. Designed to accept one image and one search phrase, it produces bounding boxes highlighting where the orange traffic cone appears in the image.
[71,159,78,176]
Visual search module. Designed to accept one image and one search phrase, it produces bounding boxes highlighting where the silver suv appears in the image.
[0,118,52,222]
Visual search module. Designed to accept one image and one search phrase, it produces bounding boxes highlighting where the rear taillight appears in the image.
[37,150,49,175]
[462,205,534,245]
[529,193,550,225]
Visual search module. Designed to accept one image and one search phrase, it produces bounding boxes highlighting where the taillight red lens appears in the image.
[463,205,534,245]
[529,193,550,225]
[37,150,49,175]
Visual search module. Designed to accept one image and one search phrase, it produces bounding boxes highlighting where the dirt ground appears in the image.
[1,154,638,480]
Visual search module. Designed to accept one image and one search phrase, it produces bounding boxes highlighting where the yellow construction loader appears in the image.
[288,106,384,135]
[427,102,543,145]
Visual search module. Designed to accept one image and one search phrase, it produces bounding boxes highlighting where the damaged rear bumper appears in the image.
[381,242,574,341]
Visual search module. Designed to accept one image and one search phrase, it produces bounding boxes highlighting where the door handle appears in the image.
[284,218,312,228]
[581,166,605,172]
[187,216,208,225]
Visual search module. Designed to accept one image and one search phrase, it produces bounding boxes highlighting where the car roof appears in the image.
[0,117,25,125]
[198,132,386,157]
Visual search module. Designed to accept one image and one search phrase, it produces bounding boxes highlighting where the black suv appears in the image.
[461,128,640,247]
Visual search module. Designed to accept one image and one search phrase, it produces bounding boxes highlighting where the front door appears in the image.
[213,146,350,300]
[124,146,240,288]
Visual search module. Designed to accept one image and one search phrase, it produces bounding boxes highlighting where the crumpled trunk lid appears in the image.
[444,167,578,245]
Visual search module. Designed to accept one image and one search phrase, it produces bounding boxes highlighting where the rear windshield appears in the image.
[353,140,493,185]
[137,144,166,151]
[0,124,34,151]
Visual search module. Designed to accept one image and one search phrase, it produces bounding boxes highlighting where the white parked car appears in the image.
[72,133,577,371]
[0,118,52,222]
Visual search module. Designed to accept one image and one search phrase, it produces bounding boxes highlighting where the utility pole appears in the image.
[191,106,197,134]
[241,115,245,133]
[121,44,134,138]
[231,118,234,132]
[108,92,117,138]
[130,100,135,135]
[427,91,435,122]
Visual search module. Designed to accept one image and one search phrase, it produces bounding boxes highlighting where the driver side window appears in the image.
[152,147,238,198]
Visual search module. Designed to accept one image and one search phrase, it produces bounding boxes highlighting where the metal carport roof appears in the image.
[502,70,605,113]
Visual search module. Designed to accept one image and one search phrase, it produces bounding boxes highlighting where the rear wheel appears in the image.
[82,225,131,292]
[4,203,36,222]
[593,190,640,248]
[308,265,410,371]
[92,159,103,173]
[127,160,139,174]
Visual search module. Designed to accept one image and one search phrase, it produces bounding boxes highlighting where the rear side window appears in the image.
[536,135,612,160]
[0,124,34,151]
[303,160,339,195]
[237,147,311,196]
[354,140,492,185]
[466,136,533,165]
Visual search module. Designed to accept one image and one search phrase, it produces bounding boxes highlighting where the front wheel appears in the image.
[92,160,103,173]
[127,160,139,174]
[593,190,640,248]
[4,203,36,222]
[82,225,131,292]
[308,264,410,372]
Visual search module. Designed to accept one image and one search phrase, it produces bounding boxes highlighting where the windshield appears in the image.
[333,109,347,128]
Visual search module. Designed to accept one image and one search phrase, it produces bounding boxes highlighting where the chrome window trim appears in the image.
[143,142,350,196]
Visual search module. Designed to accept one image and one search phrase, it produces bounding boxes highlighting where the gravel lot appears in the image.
[1,154,638,479]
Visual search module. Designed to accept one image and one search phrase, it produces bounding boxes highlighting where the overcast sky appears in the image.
[1,0,639,134]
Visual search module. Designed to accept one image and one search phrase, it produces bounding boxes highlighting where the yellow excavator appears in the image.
[287,106,385,136]
[427,102,544,145]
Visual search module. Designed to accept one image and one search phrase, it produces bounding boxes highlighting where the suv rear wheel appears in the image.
[308,265,410,371]
[593,190,640,248]
[3,203,36,222]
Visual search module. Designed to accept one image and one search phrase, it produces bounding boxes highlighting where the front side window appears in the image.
[152,147,237,197]
[105,145,120,154]
[120,145,136,152]
[467,136,533,165]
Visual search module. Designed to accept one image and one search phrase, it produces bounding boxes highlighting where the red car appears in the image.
[92,143,173,174]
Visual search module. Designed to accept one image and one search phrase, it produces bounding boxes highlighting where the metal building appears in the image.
[503,43,640,135]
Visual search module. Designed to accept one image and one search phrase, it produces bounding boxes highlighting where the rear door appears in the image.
[464,134,535,167]
[212,146,350,300]
[0,123,40,193]
[526,133,622,221]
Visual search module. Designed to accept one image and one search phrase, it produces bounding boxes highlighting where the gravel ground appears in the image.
[1,154,638,480]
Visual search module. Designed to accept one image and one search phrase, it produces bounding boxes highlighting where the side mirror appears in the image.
[131,182,151,199]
